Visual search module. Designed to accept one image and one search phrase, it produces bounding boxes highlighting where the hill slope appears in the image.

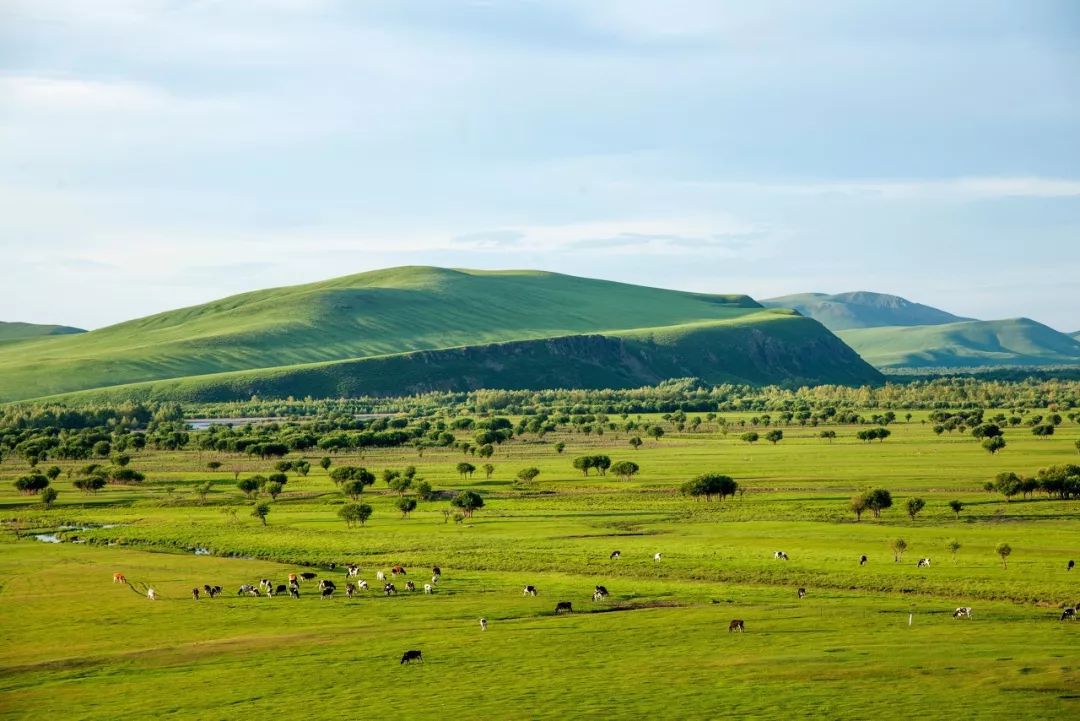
[40,312,881,403]
[0,267,880,402]
[837,318,1080,369]
[0,321,85,342]
[761,291,970,331]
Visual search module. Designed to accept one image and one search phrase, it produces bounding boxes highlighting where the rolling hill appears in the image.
[0,321,84,342]
[0,266,881,402]
[837,318,1080,369]
[761,291,970,331]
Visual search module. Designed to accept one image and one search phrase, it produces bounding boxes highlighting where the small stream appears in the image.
[32,523,123,543]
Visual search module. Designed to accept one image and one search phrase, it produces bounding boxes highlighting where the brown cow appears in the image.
[728,619,744,632]
[392,565,407,577]
[113,572,127,584]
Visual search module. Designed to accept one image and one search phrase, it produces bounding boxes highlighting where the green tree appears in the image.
[948,499,963,519]
[342,480,368,500]
[45,465,62,482]
[320,457,332,470]
[866,488,893,518]
[680,473,737,502]
[610,460,640,480]
[338,502,373,527]
[850,493,869,521]
[554,442,566,454]
[516,467,541,484]
[41,486,58,509]
[388,474,413,496]
[483,463,495,479]
[592,455,611,476]
[765,429,784,445]
[993,471,1022,501]
[207,461,223,471]
[819,430,837,443]
[628,436,642,451]
[14,473,50,495]
[251,502,270,526]
[891,537,908,562]
[906,497,926,520]
[647,426,665,441]
[740,431,759,445]
[195,481,213,502]
[1031,424,1055,437]
[946,538,961,563]
[416,480,435,501]
[237,478,261,498]
[572,456,595,477]
[451,490,485,517]
[395,497,417,518]
[92,440,111,457]
[265,481,284,500]
[995,542,1012,569]
[982,436,1006,455]
[456,462,476,479]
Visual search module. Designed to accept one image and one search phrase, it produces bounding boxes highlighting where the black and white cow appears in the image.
[318,579,336,592]
[384,583,397,596]
[406,581,416,592]
[555,601,573,614]
[774,551,789,561]
[1068,560,1075,571]
[728,619,744,632]
[321,586,334,599]
[238,584,259,596]
[1061,607,1077,622]
[479,617,488,631]
[299,572,317,582]
[953,607,972,619]
[523,585,538,597]
[346,583,356,598]
[593,585,609,601]
[192,587,200,601]
[289,586,300,599]
[797,588,806,599]
[610,551,621,560]
[346,564,360,578]
[916,558,931,568]
[859,555,868,566]
[432,566,442,578]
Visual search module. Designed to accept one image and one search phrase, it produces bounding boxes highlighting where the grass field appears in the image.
[2,412,1079,719]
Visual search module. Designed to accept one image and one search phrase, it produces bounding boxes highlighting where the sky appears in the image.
[1,0,1078,331]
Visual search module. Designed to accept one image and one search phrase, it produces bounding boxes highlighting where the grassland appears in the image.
[0,266,882,402]
[838,318,1080,369]
[2,410,1078,718]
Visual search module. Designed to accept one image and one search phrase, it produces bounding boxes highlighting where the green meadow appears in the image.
[3,412,1079,719]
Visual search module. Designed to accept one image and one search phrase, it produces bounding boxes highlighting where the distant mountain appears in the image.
[0,266,881,402]
[0,321,85,342]
[837,318,1080,369]
[761,291,970,331]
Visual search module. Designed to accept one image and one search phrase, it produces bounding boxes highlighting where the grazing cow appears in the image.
[328,563,337,572]
[346,564,360,577]
[192,588,200,601]
[1060,607,1076,622]
[728,619,744,632]
[774,551,789,561]
[917,558,931,568]
[147,588,157,601]
[358,580,369,591]
[289,586,300,599]
[400,650,423,664]
[318,579,336,592]
[288,573,298,584]
[259,578,271,592]
[431,575,439,586]
[204,584,222,598]
[523,585,538,597]
[610,551,621,560]
[392,565,407,577]
[406,581,416,592]
[654,553,663,563]
[953,607,972,619]
[275,584,287,595]
[113,572,127,584]
[555,601,573,614]
[859,555,868,566]
[797,588,806,599]
[300,572,317,582]
[479,617,488,631]
[265,585,275,598]
[424,583,433,594]
[432,566,442,578]
[346,583,356,598]
[377,571,387,582]
[238,584,259,596]
[1069,560,1075,571]
[384,583,397,596]
[321,586,334,599]
[593,585,609,601]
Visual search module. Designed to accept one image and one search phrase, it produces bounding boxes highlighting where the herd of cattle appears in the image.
[113,549,1080,661]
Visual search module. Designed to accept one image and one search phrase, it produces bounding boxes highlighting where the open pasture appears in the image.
[2,411,1079,718]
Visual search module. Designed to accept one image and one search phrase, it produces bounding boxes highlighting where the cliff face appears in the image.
[52,317,881,403]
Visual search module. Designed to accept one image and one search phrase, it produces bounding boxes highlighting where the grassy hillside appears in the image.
[761,291,970,331]
[0,266,882,402]
[838,318,1080,369]
[37,312,882,403]
[0,321,84,342]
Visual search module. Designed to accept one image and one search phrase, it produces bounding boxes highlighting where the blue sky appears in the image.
[1,0,1078,330]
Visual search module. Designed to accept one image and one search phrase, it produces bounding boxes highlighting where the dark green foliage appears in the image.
[680,473,737,501]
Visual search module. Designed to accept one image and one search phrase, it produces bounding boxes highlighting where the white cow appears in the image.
[653,553,663,563]
[147,587,157,601]
[953,607,972,619]
[479,617,488,631]
[424,583,433,594]
[376,571,387,582]
[917,558,932,568]
[774,551,789,561]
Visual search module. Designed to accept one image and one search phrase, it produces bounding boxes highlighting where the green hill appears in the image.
[837,318,1080,369]
[0,266,881,402]
[0,321,84,342]
[761,291,970,331]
